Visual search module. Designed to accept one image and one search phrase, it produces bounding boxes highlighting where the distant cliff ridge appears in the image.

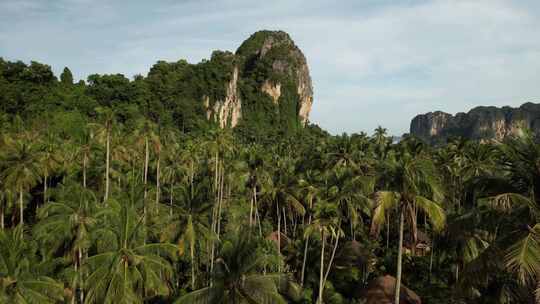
[410,102,540,143]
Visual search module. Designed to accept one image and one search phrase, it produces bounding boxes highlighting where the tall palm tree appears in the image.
[305,201,343,304]
[37,132,63,204]
[89,107,115,202]
[161,180,213,290]
[260,158,305,272]
[0,226,64,303]
[1,134,42,226]
[33,181,101,303]
[176,234,293,304]
[371,143,446,304]
[83,198,177,303]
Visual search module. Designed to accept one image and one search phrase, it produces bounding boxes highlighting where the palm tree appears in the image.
[0,226,64,303]
[260,158,305,273]
[371,143,446,304]
[305,200,343,304]
[83,198,177,303]
[89,107,115,202]
[37,131,63,204]
[176,234,293,304]
[33,181,101,303]
[161,180,213,290]
[1,134,42,226]
[484,133,540,298]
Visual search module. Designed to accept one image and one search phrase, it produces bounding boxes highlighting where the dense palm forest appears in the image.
[2,60,540,304]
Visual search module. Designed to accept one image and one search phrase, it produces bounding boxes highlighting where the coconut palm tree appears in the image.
[161,180,213,290]
[305,200,343,304]
[0,226,64,303]
[89,107,115,202]
[83,197,177,303]
[176,233,293,304]
[1,134,42,226]
[37,132,63,204]
[371,141,446,304]
[33,181,101,303]
[260,157,305,272]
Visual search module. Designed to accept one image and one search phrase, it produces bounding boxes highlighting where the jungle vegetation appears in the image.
[1,59,540,304]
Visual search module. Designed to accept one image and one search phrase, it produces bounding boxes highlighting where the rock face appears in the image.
[410,102,540,144]
[364,275,421,304]
[204,66,242,128]
[203,30,313,129]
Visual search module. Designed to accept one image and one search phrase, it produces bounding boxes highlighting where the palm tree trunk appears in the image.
[255,200,263,237]
[429,240,434,282]
[254,187,262,237]
[144,137,149,200]
[277,201,281,273]
[155,152,160,209]
[0,205,3,230]
[169,184,173,217]
[19,186,23,226]
[143,137,149,245]
[104,129,110,202]
[323,233,339,287]
[83,153,87,188]
[217,167,224,238]
[79,247,84,303]
[249,188,254,227]
[395,208,404,304]
[191,242,196,290]
[300,213,312,287]
[386,213,390,249]
[408,204,418,256]
[283,207,287,236]
[317,230,326,304]
[43,172,47,204]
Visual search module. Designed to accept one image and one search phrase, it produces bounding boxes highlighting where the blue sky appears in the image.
[1,0,539,135]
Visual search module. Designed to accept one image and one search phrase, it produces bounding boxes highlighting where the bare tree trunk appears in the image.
[0,205,4,230]
[169,184,173,217]
[191,239,196,290]
[249,189,254,227]
[104,129,110,202]
[283,207,287,236]
[79,247,84,304]
[300,213,312,287]
[277,201,281,273]
[19,187,23,226]
[43,173,47,204]
[155,152,160,210]
[429,240,434,282]
[407,204,418,256]
[395,209,404,304]
[144,137,149,199]
[255,198,263,237]
[317,230,326,304]
[143,137,149,245]
[217,166,224,238]
[83,153,87,188]
[323,233,339,287]
[386,213,390,249]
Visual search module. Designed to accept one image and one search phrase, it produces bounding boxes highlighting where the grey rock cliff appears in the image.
[204,30,314,129]
[410,102,540,143]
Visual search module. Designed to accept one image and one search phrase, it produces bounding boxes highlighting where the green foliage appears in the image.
[60,67,74,85]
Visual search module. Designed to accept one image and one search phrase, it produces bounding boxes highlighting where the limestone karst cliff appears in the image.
[147,30,313,133]
[410,102,540,143]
